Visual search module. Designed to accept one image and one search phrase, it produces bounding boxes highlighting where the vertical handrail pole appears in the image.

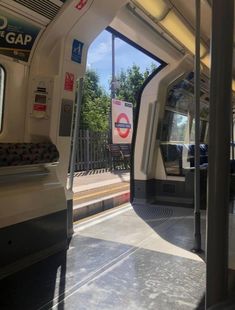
[67,78,83,238]
[206,0,234,307]
[111,33,116,100]
[232,110,234,160]
[86,129,90,172]
[68,78,84,191]
[108,33,116,168]
[109,33,116,145]
[192,0,202,253]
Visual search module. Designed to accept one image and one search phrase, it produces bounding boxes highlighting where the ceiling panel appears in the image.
[169,0,211,46]
[12,0,62,21]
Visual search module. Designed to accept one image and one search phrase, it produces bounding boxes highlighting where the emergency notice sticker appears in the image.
[64,72,75,92]
[0,10,41,62]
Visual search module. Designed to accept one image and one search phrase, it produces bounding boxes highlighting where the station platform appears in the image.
[0,203,206,310]
[71,170,130,221]
[72,170,130,193]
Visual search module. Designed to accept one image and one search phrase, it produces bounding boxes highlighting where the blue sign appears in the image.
[71,39,84,64]
[0,10,41,62]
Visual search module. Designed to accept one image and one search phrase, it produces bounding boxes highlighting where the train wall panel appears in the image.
[133,176,207,209]
[0,165,67,229]
[0,209,67,279]
[133,179,194,207]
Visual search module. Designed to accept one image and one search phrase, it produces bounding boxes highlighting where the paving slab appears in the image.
[71,170,130,193]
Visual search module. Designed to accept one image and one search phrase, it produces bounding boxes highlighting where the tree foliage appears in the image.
[80,69,110,132]
[115,63,157,106]
[80,63,158,132]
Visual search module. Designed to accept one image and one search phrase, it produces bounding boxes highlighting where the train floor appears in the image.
[0,203,207,310]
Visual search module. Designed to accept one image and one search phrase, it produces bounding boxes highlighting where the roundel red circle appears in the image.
[116,113,130,139]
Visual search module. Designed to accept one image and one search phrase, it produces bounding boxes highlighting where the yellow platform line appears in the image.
[73,184,129,201]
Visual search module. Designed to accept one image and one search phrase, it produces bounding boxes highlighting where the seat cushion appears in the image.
[0,143,59,167]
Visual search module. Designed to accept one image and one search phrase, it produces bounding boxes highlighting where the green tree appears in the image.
[80,69,110,132]
[115,63,157,106]
[79,63,158,132]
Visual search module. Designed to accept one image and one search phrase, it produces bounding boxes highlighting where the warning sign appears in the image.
[112,99,133,144]
[64,72,74,91]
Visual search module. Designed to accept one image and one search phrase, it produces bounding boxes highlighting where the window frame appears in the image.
[160,73,210,176]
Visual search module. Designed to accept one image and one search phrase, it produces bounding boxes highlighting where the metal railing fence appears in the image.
[74,130,109,171]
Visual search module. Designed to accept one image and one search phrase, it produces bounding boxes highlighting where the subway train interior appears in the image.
[0,0,235,309]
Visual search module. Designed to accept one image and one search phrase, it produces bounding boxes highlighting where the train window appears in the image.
[160,73,210,176]
[190,119,208,143]
[169,113,188,142]
[166,87,192,113]
[160,111,188,176]
[161,110,188,143]
[0,66,5,132]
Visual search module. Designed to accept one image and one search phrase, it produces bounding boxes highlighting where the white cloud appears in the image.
[88,40,112,64]
[88,36,125,65]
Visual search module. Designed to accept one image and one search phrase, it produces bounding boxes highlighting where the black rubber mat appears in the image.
[132,204,173,227]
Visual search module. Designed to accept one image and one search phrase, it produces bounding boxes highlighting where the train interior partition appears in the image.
[132,56,234,209]
[133,61,208,208]
[0,0,128,279]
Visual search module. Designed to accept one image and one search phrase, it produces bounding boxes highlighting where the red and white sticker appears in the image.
[64,72,74,92]
[75,0,88,10]
[33,104,46,111]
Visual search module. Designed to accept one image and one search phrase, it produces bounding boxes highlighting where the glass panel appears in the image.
[161,111,188,142]
[161,143,183,176]
[166,73,194,114]
[160,73,210,176]
[169,113,188,142]
[190,119,208,143]
[160,112,187,176]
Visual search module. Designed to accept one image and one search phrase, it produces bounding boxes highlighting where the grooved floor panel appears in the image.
[0,204,206,310]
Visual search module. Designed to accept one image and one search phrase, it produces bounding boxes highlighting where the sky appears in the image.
[87,30,161,93]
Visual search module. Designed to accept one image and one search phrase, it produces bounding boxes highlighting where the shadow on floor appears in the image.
[196,294,205,310]
[74,168,110,176]
[132,203,206,309]
[132,203,206,258]
[74,168,130,177]
[0,250,68,310]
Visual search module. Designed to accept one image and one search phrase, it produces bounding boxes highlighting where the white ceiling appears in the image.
[168,0,235,76]
[131,0,235,77]
[169,0,211,45]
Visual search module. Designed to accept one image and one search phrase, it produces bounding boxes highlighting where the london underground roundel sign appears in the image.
[116,113,131,138]
[112,99,133,144]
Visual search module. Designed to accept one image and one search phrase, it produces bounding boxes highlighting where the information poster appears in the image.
[0,10,41,62]
[112,99,133,144]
